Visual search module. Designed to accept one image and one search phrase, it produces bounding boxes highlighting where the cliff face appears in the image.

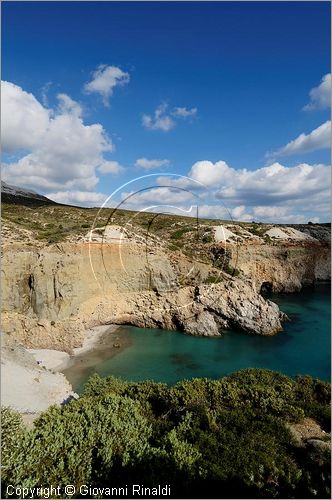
[229,241,330,293]
[1,218,330,350]
[1,240,286,350]
[2,242,178,320]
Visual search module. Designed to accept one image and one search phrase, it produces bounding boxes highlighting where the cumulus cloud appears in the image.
[183,202,312,223]
[89,157,330,222]
[159,159,330,222]
[268,121,331,158]
[97,160,125,174]
[195,204,234,220]
[188,160,232,187]
[142,103,175,132]
[212,161,330,205]
[121,186,195,208]
[142,102,197,131]
[57,93,82,117]
[1,81,51,152]
[303,73,331,111]
[135,157,170,170]
[84,64,130,107]
[171,107,197,118]
[47,190,108,207]
[252,205,288,219]
[172,202,322,224]
[2,81,116,192]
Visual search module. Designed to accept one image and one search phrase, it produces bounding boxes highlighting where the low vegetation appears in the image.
[0,201,266,244]
[1,202,228,242]
[1,369,330,498]
[1,203,112,242]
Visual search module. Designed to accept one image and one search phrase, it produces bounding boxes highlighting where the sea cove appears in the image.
[64,285,331,393]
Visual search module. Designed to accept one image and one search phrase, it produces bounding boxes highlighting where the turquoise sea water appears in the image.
[65,285,331,393]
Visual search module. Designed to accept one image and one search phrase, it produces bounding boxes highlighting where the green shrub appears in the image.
[223,263,240,276]
[4,395,152,494]
[294,375,331,430]
[1,407,26,471]
[204,275,224,284]
[170,228,191,240]
[2,369,330,498]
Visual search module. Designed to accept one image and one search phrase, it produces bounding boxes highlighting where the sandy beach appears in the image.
[1,333,76,416]
[28,324,122,372]
[2,325,125,421]
[72,324,121,356]
[28,349,71,371]
[62,325,132,392]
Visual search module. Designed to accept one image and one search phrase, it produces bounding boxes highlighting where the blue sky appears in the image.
[2,1,331,222]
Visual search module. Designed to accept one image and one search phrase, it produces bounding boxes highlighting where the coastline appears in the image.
[1,325,127,422]
[61,324,132,392]
[72,324,121,356]
[28,324,123,373]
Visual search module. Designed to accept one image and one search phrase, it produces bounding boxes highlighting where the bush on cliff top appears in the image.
[1,369,331,499]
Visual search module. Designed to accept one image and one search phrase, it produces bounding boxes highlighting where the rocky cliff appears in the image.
[1,201,330,351]
[229,240,330,293]
[1,240,285,351]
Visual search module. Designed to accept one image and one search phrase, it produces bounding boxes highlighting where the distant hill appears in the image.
[1,181,57,207]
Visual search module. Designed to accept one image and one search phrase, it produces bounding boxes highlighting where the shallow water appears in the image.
[65,285,331,393]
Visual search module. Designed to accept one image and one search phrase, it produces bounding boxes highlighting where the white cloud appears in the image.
[135,157,170,170]
[47,190,107,207]
[1,81,51,152]
[161,159,330,222]
[231,205,249,220]
[57,93,82,117]
[142,102,198,132]
[171,107,197,118]
[2,81,116,192]
[121,186,195,208]
[41,81,52,107]
[252,205,288,219]
[84,64,130,107]
[197,204,322,224]
[250,206,322,224]
[98,160,124,174]
[268,121,331,158]
[188,160,233,187]
[113,158,330,223]
[303,73,331,111]
[196,204,232,220]
[142,103,175,132]
[213,161,330,205]
[156,175,201,190]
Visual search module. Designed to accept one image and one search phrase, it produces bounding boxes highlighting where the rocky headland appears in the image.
[1,219,330,347]
[1,198,330,412]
